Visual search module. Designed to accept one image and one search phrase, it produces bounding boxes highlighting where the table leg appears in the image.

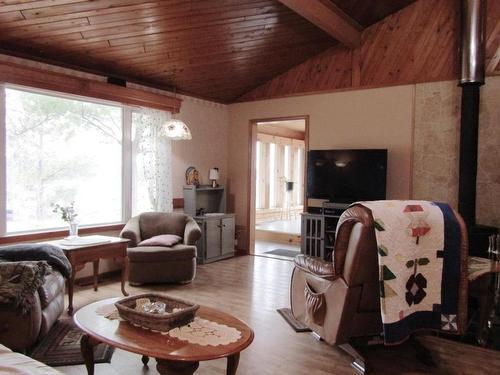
[227,353,240,375]
[68,268,75,315]
[81,334,99,375]
[121,255,129,296]
[92,260,99,292]
[156,359,199,375]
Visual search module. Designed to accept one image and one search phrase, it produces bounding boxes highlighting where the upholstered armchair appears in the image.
[120,212,202,285]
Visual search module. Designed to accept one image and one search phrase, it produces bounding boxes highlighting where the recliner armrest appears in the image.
[294,254,336,280]
[120,215,141,247]
[184,217,202,246]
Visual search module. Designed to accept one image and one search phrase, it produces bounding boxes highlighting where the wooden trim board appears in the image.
[0,61,182,113]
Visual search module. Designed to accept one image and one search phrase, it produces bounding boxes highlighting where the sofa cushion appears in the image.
[37,271,65,309]
[139,212,188,240]
[138,234,182,247]
[0,344,61,374]
[127,245,196,262]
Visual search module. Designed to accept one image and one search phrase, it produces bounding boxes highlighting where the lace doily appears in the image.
[164,317,242,346]
[96,305,242,346]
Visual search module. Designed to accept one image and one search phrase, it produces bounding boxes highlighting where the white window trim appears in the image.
[0,84,148,236]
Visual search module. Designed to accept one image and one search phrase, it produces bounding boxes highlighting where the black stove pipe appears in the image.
[458,0,498,255]
[458,0,486,229]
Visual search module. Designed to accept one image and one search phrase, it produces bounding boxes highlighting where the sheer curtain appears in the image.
[131,108,173,214]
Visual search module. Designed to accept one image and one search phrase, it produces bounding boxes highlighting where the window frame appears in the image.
[0,83,138,237]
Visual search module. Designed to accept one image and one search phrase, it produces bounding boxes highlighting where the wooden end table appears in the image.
[73,298,254,375]
[47,236,130,315]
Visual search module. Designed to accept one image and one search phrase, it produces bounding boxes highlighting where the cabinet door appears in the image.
[221,217,235,255]
[205,220,222,259]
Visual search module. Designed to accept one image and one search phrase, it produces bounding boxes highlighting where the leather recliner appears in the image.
[0,270,65,351]
[291,204,469,372]
[291,205,382,347]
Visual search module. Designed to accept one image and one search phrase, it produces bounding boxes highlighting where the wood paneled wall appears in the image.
[238,0,500,102]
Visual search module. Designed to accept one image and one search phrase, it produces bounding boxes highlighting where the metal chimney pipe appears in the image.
[458,0,486,228]
[460,0,486,85]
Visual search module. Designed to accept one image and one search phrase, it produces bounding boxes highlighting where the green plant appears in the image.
[52,202,78,223]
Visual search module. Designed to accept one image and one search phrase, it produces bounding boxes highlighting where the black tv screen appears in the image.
[307,149,387,203]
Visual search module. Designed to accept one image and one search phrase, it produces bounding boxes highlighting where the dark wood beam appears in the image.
[277,0,363,48]
[0,61,182,113]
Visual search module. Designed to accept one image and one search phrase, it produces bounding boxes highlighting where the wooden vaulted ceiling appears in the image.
[0,0,415,103]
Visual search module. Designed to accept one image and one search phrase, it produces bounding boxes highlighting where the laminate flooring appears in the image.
[58,255,500,375]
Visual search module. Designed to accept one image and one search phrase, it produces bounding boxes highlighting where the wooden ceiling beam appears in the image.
[0,61,182,113]
[277,0,363,48]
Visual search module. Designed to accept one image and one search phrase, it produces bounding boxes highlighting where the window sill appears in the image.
[0,224,125,245]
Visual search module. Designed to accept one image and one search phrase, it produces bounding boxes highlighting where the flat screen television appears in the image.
[307,149,387,203]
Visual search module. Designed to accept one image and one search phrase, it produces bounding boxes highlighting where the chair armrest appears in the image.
[120,215,141,247]
[184,218,202,246]
[294,254,336,280]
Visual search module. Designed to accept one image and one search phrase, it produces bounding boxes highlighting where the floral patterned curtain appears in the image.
[132,108,173,214]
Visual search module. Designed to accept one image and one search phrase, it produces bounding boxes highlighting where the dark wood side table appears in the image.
[74,298,254,375]
[47,236,130,315]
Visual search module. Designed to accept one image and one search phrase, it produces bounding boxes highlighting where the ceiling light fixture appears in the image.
[161,87,192,140]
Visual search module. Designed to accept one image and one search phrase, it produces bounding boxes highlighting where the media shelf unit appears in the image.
[301,203,348,261]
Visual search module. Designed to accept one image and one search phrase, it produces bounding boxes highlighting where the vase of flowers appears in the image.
[52,202,79,239]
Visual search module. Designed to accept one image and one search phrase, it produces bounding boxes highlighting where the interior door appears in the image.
[221,217,235,255]
[205,219,222,259]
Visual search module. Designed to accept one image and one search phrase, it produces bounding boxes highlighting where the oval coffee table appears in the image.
[73,298,254,375]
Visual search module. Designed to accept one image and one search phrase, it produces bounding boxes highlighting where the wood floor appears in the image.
[59,255,500,375]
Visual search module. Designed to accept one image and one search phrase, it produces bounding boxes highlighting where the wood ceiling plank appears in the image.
[0,10,24,22]
[113,42,329,74]
[277,0,363,47]
[3,17,90,38]
[88,29,328,63]
[80,8,291,40]
[106,16,304,47]
[1,6,292,41]
[20,0,158,19]
[0,0,84,13]
[1,1,172,27]
[88,0,276,25]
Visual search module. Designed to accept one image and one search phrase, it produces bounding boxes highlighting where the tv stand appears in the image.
[301,202,349,260]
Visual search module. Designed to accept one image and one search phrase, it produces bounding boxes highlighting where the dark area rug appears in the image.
[265,249,300,258]
[29,319,114,367]
[277,308,311,332]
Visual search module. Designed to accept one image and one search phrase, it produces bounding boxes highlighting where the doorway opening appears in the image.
[248,117,308,260]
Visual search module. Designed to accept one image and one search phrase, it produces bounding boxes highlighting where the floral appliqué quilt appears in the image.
[359,201,463,345]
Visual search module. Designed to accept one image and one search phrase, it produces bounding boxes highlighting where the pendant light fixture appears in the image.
[161,87,192,140]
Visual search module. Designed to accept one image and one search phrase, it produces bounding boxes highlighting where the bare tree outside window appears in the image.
[5,88,122,232]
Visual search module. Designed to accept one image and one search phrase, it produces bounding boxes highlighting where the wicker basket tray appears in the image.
[115,293,199,331]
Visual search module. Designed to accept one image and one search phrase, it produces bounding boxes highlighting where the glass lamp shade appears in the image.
[209,168,219,180]
[160,119,192,140]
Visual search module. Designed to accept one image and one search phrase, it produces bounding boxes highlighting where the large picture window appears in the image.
[4,88,123,233]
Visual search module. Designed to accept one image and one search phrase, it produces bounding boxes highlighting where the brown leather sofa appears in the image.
[120,212,202,285]
[0,270,65,351]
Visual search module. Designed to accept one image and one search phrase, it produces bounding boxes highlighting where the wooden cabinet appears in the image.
[301,204,347,261]
[183,185,226,217]
[195,214,235,264]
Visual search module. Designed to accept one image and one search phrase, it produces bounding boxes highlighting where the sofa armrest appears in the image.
[120,215,141,247]
[294,254,336,280]
[184,218,202,246]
